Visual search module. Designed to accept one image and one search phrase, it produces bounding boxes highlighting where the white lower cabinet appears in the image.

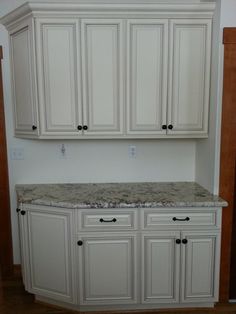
[77,233,137,305]
[19,205,76,304]
[181,231,220,303]
[18,204,221,310]
[142,231,180,304]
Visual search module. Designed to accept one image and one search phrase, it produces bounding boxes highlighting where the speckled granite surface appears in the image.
[15,182,227,209]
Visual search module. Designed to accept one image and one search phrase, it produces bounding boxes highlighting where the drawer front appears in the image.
[77,210,138,231]
[142,208,220,229]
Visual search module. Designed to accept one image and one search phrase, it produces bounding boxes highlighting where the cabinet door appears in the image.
[81,19,124,135]
[25,206,76,303]
[127,20,168,135]
[181,231,220,303]
[36,18,82,136]
[9,19,39,137]
[78,233,137,305]
[142,232,180,303]
[168,19,211,135]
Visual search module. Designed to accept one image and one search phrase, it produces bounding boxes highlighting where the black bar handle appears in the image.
[99,218,117,223]
[172,217,190,222]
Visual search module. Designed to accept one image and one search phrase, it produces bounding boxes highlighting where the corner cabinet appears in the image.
[18,205,76,304]
[2,1,215,139]
[17,204,222,311]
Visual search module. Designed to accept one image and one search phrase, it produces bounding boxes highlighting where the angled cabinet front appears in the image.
[78,233,138,305]
[21,205,76,304]
[168,19,211,136]
[35,18,82,137]
[9,19,39,137]
[81,19,124,136]
[126,19,168,136]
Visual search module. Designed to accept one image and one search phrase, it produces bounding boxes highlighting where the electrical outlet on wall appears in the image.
[10,147,25,160]
[128,145,137,158]
[59,144,67,159]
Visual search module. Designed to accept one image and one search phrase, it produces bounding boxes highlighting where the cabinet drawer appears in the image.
[142,208,220,229]
[77,209,138,231]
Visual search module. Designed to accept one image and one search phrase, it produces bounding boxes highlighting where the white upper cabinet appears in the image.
[9,19,39,137]
[3,2,215,139]
[35,18,82,136]
[127,20,168,135]
[168,20,212,135]
[81,19,124,136]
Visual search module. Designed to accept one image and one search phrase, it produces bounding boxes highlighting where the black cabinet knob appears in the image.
[16,208,21,213]
[77,240,83,246]
[32,125,37,130]
[162,125,167,130]
[182,239,188,244]
[168,124,173,130]
[83,125,88,130]
[77,125,82,130]
[176,239,181,244]
[20,210,26,216]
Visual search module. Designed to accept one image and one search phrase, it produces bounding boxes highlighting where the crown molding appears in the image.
[0,1,216,27]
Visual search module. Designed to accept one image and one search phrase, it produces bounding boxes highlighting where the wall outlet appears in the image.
[10,147,24,160]
[128,145,137,158]
[59,144,66,159]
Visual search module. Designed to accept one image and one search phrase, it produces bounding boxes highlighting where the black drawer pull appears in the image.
[99,218,117,223]
[172,217,190,222]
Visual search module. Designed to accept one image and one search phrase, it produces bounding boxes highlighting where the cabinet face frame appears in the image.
[167,19,212,135]
[9,19,39,137]
[126,19,168,135]
[35,18,82,136]
[77,232,138,305]
[81,19,124,136]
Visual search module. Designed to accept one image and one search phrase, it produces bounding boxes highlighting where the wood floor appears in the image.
[1,273,236,314]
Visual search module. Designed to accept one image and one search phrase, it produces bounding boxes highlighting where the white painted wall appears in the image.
[195,0,236,193]
[0,0,196,263]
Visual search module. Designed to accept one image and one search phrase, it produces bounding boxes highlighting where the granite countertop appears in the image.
[15,182,228,209]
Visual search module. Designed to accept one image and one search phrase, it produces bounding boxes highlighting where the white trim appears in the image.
[0,1,216,27]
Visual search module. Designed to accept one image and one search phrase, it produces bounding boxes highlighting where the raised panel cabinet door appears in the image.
[181,231,220,303]
[127,20,168,135]
[26,206,76,303]
[35,19,82,136]
[78,233,137,305]
[81,19,124,135]
[168,19,212,135]
[142,231,180,303]
[9,20,39,137]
